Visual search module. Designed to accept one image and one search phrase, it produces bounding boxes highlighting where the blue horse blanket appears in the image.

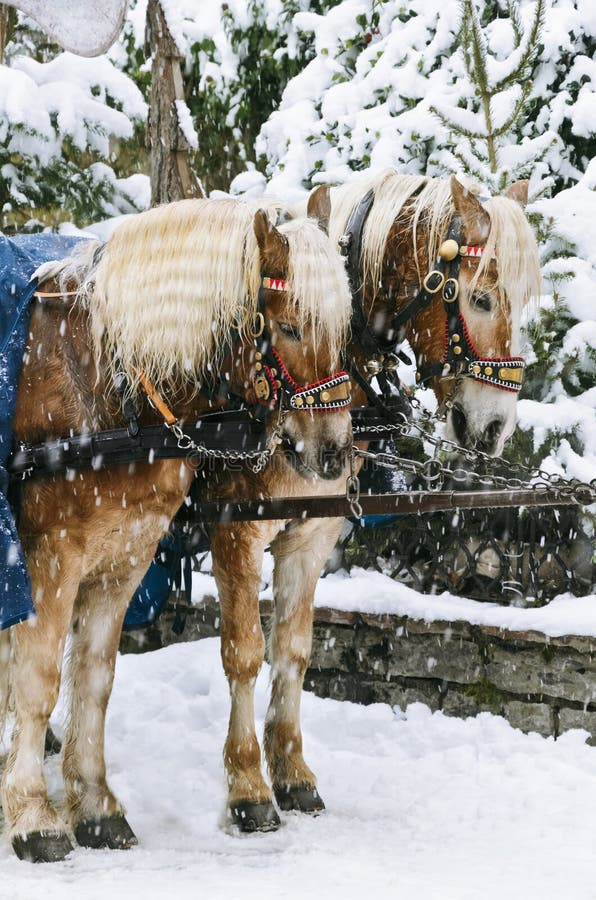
[0,234,84,630]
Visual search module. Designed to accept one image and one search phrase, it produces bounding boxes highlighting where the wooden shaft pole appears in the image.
[180,487,594,523]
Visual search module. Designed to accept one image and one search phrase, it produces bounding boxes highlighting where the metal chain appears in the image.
[166,406,286,474]
[163,393,594,503]
[352,398,596,501]
[346,449,363,517]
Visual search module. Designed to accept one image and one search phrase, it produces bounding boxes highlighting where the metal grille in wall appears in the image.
[337,455,594,604]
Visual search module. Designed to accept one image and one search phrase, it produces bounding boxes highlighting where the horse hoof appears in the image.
[74,814,138,850]
[44,725,62,757]
[229,801,281,833]
[12,830,74,863]
[274,785,325,814]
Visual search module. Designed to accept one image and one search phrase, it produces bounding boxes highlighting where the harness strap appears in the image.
[339,190,412,420]
[8,411,268,480]
[339,189,383,359]
[8,407,390,483]
[33,289,78,299]
[135,369,178,426]
[346,357,410,423]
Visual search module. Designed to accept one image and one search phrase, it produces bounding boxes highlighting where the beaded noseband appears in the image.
[251,276,351,413]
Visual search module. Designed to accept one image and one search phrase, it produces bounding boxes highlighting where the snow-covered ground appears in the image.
[2,637,596,900]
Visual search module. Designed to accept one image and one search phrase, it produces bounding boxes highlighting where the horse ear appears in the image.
[307,185,331,235]
[253,209,289,270]
[450,175,490,243]
[504,180,529,208]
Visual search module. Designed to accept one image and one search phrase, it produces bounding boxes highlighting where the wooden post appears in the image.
[145,0,204,206]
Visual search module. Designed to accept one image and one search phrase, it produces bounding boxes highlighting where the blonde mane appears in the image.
[329,170,541,315]
[58,198,351,392]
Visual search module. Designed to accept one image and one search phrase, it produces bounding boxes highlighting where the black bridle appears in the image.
[338,192,526,408]
[249,276,351,419]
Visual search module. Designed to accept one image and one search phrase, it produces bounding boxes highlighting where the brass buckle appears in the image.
[442,278,459,302]
[422,270,445,294]
[254,372,271,402]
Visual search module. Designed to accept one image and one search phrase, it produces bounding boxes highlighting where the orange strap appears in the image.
[33,290,78,298]
[135,369,178,426]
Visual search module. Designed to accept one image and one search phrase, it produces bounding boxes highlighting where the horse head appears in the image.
[325,172,541,457]
[245,209,353,481]
[413,177,540,455]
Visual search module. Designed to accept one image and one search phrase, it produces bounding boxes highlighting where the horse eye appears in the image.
[277,321,301,340]
[471,293,493,312]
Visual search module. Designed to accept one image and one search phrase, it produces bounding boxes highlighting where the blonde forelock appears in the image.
[279,217,351,362]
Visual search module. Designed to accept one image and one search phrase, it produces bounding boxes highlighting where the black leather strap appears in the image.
[9,410,267,480]
[8,407,399,482]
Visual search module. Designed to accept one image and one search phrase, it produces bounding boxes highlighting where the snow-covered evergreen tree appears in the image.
[258,0,596,198]
[255,0,595,491]
[116,0,343,195]
[0,11,147,230]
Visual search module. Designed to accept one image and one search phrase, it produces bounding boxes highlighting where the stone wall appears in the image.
[120,596,596,742]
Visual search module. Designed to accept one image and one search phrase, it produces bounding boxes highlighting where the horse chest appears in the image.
[19,459,193,575]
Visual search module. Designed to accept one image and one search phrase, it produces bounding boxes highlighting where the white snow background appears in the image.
[1,0,596,894]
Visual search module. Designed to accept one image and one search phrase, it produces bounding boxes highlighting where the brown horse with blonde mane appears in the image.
[310,171,541,455]
[1,197,353,862]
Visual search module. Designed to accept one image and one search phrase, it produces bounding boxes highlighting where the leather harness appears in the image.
[338,189,526,403]
[9,276,351,481]
[9,191,526,482]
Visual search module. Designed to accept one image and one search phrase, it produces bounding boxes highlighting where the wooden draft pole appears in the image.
[145,0,204,205]
[177,486,596,524]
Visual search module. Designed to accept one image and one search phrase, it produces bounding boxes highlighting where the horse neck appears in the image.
[13,300,218,444]
[14,299,113,443]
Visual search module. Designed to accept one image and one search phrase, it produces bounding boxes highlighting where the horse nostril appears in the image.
[478,418,504,454]
[451,404,468,446]
[319,442,346,479]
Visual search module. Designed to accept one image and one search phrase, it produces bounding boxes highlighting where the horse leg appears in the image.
[63,560,154,851]
[0,626,59,756]
[212,522,280,832]
[264,517,343,813]
[0,628,10,733]
[2,534,81,863]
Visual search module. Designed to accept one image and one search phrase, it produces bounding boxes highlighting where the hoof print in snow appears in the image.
[229,800,281,832]
[74,814,138,850]
[12,830,74,863]
[274,784,325,814]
